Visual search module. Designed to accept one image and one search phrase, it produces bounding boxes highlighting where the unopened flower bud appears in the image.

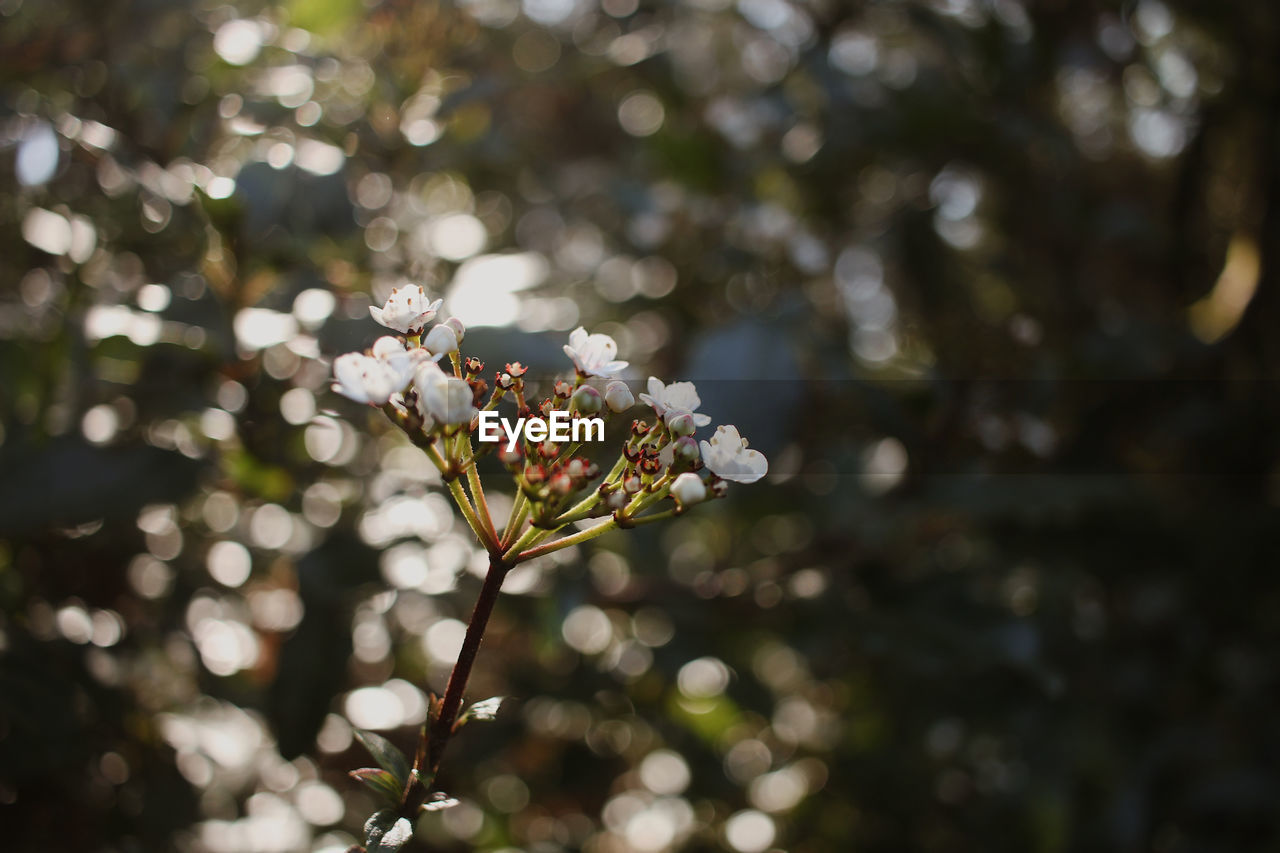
[538,441,559,460]
[571,385,603,416]
[710,479,728,498]
[525,464,546,485]
[505,362,528,378]
[550,472,574,495]
[496,371,515,390]
[498,443,523,466]
[554,380,573,400]
[604,380,634,413]
[566,458,587,479]
[445,316,466,343]
[666,412,696,437]
[470,378,488,406]
[670,472,707,507]
[623,475,642,495]
[423,323,459,355]
[604,490,628,511]
[672,436,700,463]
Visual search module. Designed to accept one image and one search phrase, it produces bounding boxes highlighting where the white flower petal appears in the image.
[641,377,710,425]
[333,352,395,405]
[700,425,768,484]
[563,327,627,377]
[370,285,442,333]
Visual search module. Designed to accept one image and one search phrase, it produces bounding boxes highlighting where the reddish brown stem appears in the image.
[426,556,509,773]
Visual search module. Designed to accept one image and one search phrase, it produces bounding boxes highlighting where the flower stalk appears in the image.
[425,554,509,774]
[333,286,770,851]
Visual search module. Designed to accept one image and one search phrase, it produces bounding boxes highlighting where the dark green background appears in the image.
[2,1,1279,851]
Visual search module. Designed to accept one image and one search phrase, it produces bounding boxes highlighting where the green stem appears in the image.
[460,434,499,550]
[516,519,617,562]
[625,508,677,526]
[554,454,627,522]
[424,442,449,474]
[503,522,549,562]
[447,478,495,551]
[501,490,529,548]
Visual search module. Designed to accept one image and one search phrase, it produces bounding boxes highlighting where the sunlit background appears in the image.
[3,0,1280,851]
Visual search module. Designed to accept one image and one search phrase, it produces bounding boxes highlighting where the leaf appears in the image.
[353,730,410,791]
[349,768,404,806]
[420,792,459,812]
[457,696,504,727]
[364,809,414,853]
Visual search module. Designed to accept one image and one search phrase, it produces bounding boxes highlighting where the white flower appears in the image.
[369,284,443,334]
[638,377,711,427]
[332,353,396,405]
[699,425,768,484]
[563,326,628,378]
[670,472,707,506]
[423,323,459,355]
[413,360,477,426]
[333,338,435,405]
[372,335,436,388]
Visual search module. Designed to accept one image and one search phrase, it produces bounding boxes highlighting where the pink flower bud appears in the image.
[666,411,696,437]
[672,436,700,463]
[571,385,604,416]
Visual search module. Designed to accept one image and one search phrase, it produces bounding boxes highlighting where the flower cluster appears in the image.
[333,284,768,556]
[329,284,767,849]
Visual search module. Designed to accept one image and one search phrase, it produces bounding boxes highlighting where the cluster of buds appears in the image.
[333,284,768,562]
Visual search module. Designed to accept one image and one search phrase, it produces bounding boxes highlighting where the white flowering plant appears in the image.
[331,284,767,851]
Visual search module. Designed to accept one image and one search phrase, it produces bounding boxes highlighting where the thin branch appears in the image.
[447,478,498,552]
[516,518,617,562]
[502,522,549,562]
[501,491,530,549]
[427,556,508,773]
[460,435,500,549]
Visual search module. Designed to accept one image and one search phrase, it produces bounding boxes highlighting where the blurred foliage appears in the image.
[3,0,1280,851]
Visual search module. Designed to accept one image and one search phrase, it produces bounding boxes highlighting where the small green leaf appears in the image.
[349,768,403,806]
[364,809,414,853]
[354,729,411,790]
[457,696,504,727]
[420,792,459,812]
